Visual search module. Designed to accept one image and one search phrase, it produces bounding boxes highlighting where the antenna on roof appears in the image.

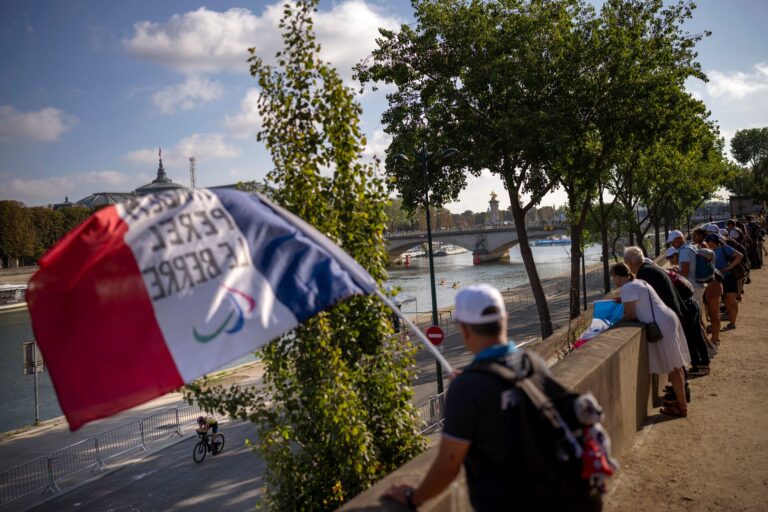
[189,157,197,189]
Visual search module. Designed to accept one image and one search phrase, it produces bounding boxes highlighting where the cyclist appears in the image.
[196,416,219,450]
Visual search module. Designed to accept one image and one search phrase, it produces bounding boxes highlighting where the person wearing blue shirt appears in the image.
[385,284,601,511]
[705,233,743,331]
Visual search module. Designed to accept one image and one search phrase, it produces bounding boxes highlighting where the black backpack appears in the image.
[465,352,609,511]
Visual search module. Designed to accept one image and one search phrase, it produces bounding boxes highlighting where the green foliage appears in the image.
[728,127,768,201]
[384,197,416,232]
[730,127,768,169]
[186,2,424,509]
[356,0,601,337]
[0,202,93,266]
[0,200,34,266]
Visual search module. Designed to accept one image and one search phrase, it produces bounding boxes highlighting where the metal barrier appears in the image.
[0,401,209,508]
[48,438,100,484]
[417,393,446,434]
[0,457,54,506]
[98,422,145,461]
[141,409,182,445]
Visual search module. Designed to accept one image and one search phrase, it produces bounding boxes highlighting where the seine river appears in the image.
[0,243,601,433]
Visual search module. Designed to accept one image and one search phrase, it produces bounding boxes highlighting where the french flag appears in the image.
[27,189,377,431]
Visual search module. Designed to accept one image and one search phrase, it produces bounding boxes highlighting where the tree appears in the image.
[357,0,595,338]
[0,200,34,267]
[27,207,61,259]
[384,197,415,232]
[538,206,555,224]
[187,2,424,509]
[729,127,768,201]
[730,127,768,169]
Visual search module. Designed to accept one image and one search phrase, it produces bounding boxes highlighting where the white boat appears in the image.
[531,236,572,247]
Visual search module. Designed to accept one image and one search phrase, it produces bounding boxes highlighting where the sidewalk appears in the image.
[605,264,768,511]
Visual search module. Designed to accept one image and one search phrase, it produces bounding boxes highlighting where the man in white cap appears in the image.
[704,224,720,234]
[386,285,598,510]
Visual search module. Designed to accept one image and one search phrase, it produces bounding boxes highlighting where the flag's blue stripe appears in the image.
[210,188,367,322]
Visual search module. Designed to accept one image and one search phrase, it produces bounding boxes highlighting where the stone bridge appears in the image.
[385,223,569,264]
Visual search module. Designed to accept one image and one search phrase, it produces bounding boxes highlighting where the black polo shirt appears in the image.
[636,262,683,319]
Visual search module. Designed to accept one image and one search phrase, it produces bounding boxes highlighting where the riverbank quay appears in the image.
[0,268,36,286]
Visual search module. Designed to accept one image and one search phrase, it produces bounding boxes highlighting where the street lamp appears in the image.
[394,144,458,395]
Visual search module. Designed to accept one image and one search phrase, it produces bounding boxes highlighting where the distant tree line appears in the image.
[0,200,93,267]
[384,197,566,232]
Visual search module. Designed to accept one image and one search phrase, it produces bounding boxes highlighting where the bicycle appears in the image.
[192,431,225,463]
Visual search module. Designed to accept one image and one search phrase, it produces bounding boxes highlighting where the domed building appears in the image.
[134,149,187,197]
[72,148,264,208]
[76,192,137,209]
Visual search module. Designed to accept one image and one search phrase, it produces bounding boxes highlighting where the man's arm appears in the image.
[385,436,470,508]
[724,250,743,271]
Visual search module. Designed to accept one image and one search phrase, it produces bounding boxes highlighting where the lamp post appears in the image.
[395,145,458,396]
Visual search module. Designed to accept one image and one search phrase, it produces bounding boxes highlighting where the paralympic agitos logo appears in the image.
[193,285,256,343]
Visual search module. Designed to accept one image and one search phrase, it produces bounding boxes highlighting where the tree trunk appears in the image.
[594,193,611,294]
[654,218,661,257]
[509,192,553,338]
[635,228,646,255]
[600,220,611,293]
[568,197,591,319]
[569,229,582,319]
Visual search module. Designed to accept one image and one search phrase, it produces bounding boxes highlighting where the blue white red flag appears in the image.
[27,189,377,430]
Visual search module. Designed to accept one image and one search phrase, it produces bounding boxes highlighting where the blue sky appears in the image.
[1,1,766,212]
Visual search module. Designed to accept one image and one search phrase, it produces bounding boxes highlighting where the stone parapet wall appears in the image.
[341,323,663,511]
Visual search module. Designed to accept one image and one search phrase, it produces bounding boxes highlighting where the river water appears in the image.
[386,244,603,314]
[0,244,601,433]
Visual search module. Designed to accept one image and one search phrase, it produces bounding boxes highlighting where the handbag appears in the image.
[642,283,663,343]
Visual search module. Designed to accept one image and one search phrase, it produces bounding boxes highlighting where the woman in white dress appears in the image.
[611,263,691,417]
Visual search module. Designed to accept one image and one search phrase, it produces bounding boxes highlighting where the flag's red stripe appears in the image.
[27,206,183,431]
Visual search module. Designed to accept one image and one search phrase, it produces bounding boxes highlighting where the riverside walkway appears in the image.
[605,264,768,511]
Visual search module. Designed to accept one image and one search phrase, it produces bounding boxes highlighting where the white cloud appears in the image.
[123,2,400,80]
[0,170,131,204]
[151,76,224,114]
[363,129,391,160]
[706,62,768,100]
[125,133,241,168]
[223,88,262,139]
[0,105,78,142]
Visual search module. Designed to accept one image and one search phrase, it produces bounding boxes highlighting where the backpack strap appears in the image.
[466,352,584,460]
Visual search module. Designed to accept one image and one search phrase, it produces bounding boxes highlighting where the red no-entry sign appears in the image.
[426,325,444,346]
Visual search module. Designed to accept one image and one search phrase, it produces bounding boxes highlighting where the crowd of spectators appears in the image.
[611,214,766,418]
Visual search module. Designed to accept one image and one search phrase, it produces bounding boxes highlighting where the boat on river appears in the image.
[531,236,572,247]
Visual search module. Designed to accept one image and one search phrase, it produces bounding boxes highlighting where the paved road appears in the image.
[31,421,264,512]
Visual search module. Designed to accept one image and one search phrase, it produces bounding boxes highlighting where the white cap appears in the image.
[454,284,506,325]
[705,224,720,233]
[728,228,739,239]
[666,230,684,243]
[665,247,678,259]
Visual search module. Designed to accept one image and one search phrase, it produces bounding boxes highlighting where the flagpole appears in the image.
[373,289,454,376]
